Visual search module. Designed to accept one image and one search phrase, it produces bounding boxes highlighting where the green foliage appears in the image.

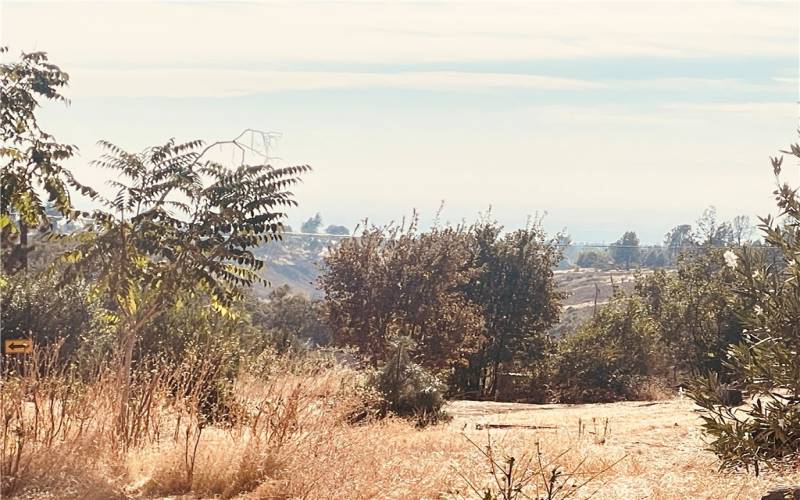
[300,212,323,233]
[243,285,330,353]
[57,134,309,369]
[0,48,94,273]
[690,142,800,473]
[552,295,664,403]
[321,214,563,399]
[0,271,114,367]
[575,250,609,269]
[696,206,734,246]
[609,231,640,269]
[136,292,246,364]
[635,248,745,378]
[641,247,667,268]
[664,224,696,263]
[324,224,349,235]
[320,214,484,371]
[690,373,800,475]
[460,217,564,398]
[372,337,447,425]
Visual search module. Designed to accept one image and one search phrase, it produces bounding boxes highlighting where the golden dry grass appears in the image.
[3,356,798,499]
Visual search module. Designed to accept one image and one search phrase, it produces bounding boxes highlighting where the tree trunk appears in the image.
[116,325,137,445]
[488,339,504,400]
[18,221,28,272]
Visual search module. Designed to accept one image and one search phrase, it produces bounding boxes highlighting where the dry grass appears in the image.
[2,352,798,499]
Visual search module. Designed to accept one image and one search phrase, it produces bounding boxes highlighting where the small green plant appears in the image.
[373,337,448,426]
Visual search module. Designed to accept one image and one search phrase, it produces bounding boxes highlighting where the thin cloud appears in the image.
[63,69,792,99]
[2,2,796,68]
[66,68,605,98]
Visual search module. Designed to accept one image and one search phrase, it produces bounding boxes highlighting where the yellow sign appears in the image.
[4,339,33,354]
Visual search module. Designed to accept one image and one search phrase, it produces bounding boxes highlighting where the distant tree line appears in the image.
[572,208,756,270]
[295,212,350,235]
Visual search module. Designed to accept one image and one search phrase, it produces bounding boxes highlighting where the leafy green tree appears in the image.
[642,247,667,268]
[301,212,323,233]
[635,249,744,378]
[609,231,640,269]
[696,206,735,246]
[690,143,800,473]
[325,224,349,235]
[664,224,696,263]
[552,295,665,403]
[320,215,484,371]
[0,48,93,273]
[0,271,114,368]
[245,285,330,352]
[461,219,564,398]
[58,132,309,439]
[576,249,609,269]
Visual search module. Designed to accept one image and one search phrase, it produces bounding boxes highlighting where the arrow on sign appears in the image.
[4,339,33,354]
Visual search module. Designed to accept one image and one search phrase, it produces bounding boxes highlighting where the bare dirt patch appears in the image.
[444,398,800,499]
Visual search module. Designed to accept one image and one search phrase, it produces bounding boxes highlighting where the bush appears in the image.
[0,271,115,368]
[551,295,667,403]
[575,250,610,269]
[635,249,745,380]
[689,142,800,473]
[243,285,330,353]
[372,338,447,425]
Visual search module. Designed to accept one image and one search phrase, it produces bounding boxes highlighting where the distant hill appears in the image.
[253,233,339,299]
[549,268,641,336]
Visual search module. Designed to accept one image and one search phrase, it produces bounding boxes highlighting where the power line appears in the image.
[279,232,765,249]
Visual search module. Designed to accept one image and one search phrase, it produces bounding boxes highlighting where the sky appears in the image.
[2,0,799,243]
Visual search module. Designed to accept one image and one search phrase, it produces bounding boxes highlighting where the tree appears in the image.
[576,249,609,269]
[0,48,93,273]
[301,213,323,234]
[731,215,754,245]
[245,285,330,352]
[696,206,735,246]
[690,142,800,473]
[552,295,664,403]
[320,216,483,371]
[460,219,564,398]
[635,249,744,378]
[58,131,309,440]
[609,231,640,269]
[664,224,696,263]
[325,224,349,235]
[642,247,667,268]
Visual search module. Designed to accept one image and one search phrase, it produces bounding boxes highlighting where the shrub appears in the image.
[243,285,330,353]
[372,338,447,425]
[576,250,610,269]
[0,271,115,368]
[635,249,745,380]
[551,295,667,403]
[689,142,800,474]
[320,216,483,371]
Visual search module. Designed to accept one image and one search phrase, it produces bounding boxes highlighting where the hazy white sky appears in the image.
[2,1,798,242]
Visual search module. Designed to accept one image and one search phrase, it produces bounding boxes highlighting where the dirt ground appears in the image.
[443,398,800,499]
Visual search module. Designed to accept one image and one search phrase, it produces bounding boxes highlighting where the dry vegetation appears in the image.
[3,350,797,500]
